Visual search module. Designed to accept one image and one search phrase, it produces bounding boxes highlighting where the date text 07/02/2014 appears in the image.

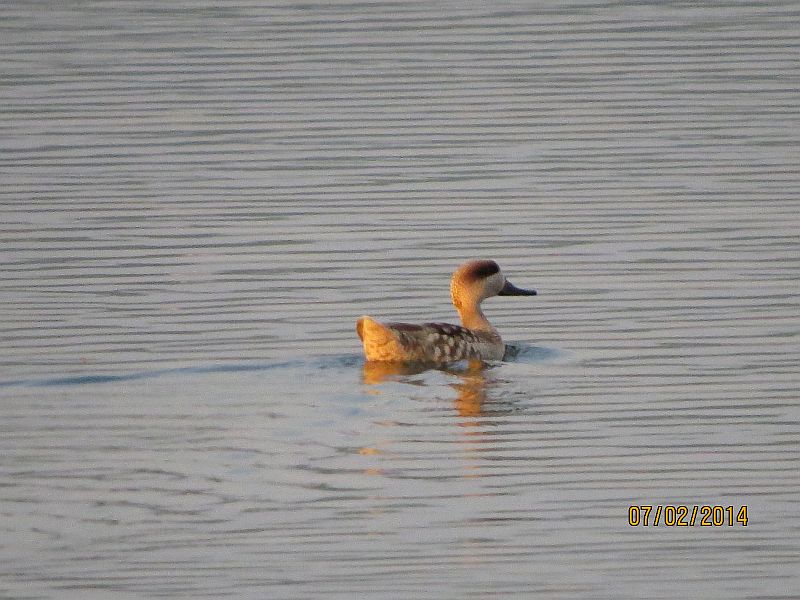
[628,505,748,527]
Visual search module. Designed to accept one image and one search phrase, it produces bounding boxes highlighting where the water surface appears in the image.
[1,2,799,599]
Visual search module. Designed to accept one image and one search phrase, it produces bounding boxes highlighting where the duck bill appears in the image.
[498,279,537,296]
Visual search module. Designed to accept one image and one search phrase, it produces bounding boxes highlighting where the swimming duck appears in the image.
[356,260,537,363]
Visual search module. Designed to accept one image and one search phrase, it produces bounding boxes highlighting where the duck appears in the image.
[356,259,537,363]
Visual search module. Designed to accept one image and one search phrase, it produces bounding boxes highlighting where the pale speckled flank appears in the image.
[356,260,536,363]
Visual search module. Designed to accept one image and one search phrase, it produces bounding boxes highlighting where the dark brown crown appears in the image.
[460,259,500,281]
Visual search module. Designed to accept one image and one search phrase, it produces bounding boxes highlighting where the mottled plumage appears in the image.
[357,260,536,363]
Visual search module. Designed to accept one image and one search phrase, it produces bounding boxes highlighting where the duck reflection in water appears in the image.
[361,359,490,417]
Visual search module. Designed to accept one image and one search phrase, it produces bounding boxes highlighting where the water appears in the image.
[2,2,799,598]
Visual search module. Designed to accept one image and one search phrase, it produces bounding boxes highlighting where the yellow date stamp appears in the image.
[628,505,748,527]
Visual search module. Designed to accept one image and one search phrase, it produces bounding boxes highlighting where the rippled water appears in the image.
[2,2,799,598]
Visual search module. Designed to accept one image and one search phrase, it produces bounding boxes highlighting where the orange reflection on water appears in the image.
[361,358,490,417]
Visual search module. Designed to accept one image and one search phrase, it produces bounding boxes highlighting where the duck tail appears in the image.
[356,316,400,361]
[356,316,389,342]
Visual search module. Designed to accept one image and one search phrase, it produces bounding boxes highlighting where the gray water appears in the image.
[2,2,800,599]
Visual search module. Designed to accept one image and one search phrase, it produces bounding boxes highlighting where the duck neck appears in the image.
[458,302,496,333]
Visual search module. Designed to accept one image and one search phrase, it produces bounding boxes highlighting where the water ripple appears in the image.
[1,2,799,599]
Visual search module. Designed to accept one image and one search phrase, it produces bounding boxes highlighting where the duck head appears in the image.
[450,260,536,329]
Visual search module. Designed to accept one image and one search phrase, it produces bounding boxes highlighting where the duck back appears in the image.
[357,316,503,363]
